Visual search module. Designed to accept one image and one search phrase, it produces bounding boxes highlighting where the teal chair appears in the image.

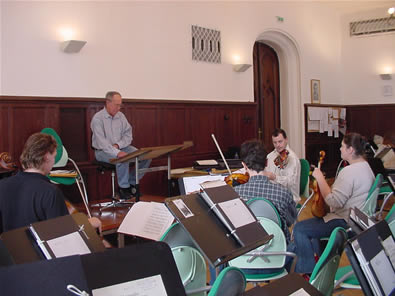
[41,128,91,216]
[208,266,246,296]
[160,222,196,249]
[246,198,282,226]
[296,159,314,219]
[228,217,297,284]
[171,246,207,296]
[309,227,347,296]
[361,174,383,217]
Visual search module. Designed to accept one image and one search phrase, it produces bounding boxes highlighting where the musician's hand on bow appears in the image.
[263,171,276,180]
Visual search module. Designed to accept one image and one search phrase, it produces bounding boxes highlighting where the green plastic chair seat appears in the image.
[335,265,361,289]
[228,217,288,282]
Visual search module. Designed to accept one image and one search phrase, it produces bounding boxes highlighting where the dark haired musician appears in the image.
[289,132,374,275]
[264,128,301,203]
[235,140,296,243]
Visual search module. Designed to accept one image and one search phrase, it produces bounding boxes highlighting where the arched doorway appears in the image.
[253,42,280,152]
[255,29,303,156]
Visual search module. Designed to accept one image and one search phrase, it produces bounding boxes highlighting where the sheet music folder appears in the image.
[1,213,105,264]
[165,191,272,267]
[345,220,395,296]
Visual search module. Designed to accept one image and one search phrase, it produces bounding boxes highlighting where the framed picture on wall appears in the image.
[311,79,321,104]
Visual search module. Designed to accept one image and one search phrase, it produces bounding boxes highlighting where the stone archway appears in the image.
[255,29,304,157]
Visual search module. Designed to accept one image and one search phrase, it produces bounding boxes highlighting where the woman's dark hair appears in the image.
[240,140,267,173]
[343,132,368,157]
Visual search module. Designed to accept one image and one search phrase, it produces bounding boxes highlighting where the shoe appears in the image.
[119,187,131,200]
[130,185,138,197]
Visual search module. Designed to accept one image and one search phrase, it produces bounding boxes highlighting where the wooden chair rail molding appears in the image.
[0,96,257,200]
[304,103,395,177]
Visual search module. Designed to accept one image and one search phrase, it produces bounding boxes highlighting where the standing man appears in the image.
[264,128,301,203]
[0,133,69,233]
[91,91,151,200]
[235,140,296,243]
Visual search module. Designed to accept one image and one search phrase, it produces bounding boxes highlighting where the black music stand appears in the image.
[165,191,272,267]
[110,141,193,201]
[0,242,186,296]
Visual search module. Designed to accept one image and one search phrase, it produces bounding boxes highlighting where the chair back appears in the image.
[171,246,207,296]
[385,204,395,236]
[208,266,246,296]
[40,128,68,167]
[310,227,347,296]
[246,198,282,227]
[299,159,310,196]
[362,174,383,217]
[160,222,196,249]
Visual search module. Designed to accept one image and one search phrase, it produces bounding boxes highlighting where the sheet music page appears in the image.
[200,180,227,189]
[370,250,395,295]
[218,198,255,228]
[47,231,91,258]
[381,236,395,269]
[183,175,225,194]
[92,274,167,296]
[196,159,218,165]
[289,288,310,296]
[118,202,174,241]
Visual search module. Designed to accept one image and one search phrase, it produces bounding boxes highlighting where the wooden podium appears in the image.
[110,141,193,200]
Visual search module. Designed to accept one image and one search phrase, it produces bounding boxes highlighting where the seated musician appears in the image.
[234,140,297,243]
[264,128,301,203]
[289,132,375,274]
[0,133,69,233]
[91,91,151,200]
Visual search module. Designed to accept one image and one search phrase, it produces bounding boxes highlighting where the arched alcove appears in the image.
[255,29,304,156]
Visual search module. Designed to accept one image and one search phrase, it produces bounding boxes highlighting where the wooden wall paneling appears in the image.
[59,106,88,162]
[376,106,395,135]
[347,107,377,138]
[215,106,235,155]
[10,104,60,163]
[236,106,258,146]
[86,104,103,162]
[191,106,217,157]
[0,105,10,154]
[126,104,161,149]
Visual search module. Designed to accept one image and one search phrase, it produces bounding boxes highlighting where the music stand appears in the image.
[110,141,193,201]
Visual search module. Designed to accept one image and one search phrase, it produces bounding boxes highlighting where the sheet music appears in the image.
[218,198,255,228]
[47,231,91,258]
[370,250,395,295]
[183,175,225,194]
[118,202,174,241]
[196,159,218,165]
[289,288,311,296]
[381,236,395,269]
[92,274,167,296]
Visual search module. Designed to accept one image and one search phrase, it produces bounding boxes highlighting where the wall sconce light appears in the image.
[388,7,394,17]
[380,73,392,80]
[233,64,252,72]
[61,40,87,53]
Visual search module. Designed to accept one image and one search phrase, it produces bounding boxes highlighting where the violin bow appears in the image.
[211,134,232,175]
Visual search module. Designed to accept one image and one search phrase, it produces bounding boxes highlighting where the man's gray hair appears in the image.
[105,91,121,102]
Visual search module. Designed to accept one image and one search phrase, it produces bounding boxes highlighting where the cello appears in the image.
[311,151,329,218]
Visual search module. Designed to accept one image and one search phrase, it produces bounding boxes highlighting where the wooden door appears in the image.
[253,42,280,151]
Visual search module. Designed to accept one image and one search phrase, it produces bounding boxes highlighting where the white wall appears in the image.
[341,7,395,104]
[1,1,343,104]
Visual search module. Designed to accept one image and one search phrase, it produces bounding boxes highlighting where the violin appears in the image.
[225,172,250,187]
[211,134,249,187]
[311,151,329,218]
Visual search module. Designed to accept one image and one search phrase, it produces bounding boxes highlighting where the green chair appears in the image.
[40,128,91,217]
[246,198,282,227]
[160,222,196,249]
[296,159,314,219]
[361,173,383,217]
[171,246,207,296]
[208,266,246,296]
[386,204,395,236]
[228,217,297,284]
[309,227,347,296]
